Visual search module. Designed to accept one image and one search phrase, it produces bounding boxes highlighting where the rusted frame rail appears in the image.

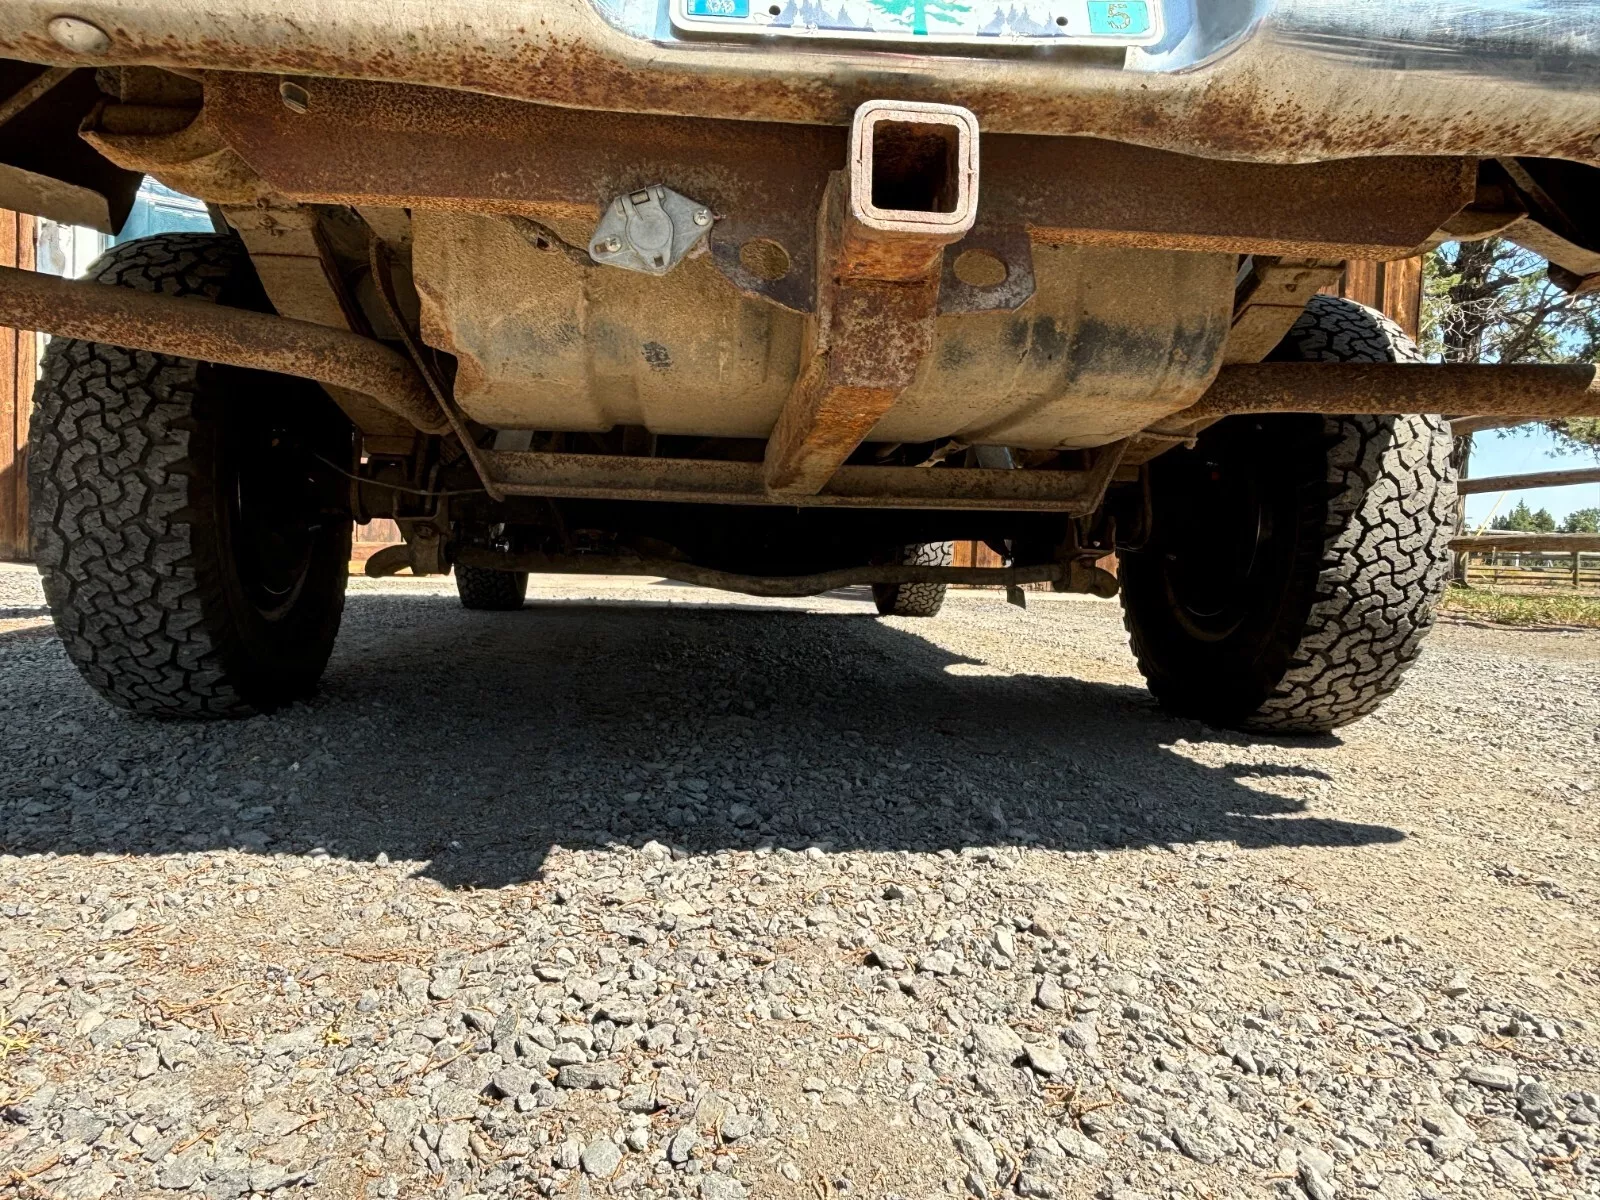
[482,445,1125,512]
[1157,362,1600,431]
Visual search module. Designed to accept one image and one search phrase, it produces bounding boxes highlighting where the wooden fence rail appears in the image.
[1458,466,1600,496]
[1451,533,1600,553]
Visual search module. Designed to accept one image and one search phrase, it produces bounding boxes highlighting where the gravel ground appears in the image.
[1,561,1598,1200]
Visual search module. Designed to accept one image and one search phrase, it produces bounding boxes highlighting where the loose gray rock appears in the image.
[1462,1063,1518,1091]
[700,1176,747,1200]
[969,1022,1024,1063]
[668,1126,700,1164]
[1023,1042,1070,1077]
[555,1063,623,1090]
[1299,1163,1337,1200]
[951,1125,999,1183]
[581,1136,622,1176]
[1515,1080,1559,1128]
[491,1066,536,1097]
[918,950,956,976]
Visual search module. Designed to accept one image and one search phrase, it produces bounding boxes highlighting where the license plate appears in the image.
[671,0,1161,47]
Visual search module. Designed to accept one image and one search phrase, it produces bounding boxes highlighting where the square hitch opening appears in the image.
[849,100,980,237]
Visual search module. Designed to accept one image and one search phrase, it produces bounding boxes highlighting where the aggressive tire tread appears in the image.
[455,566,529,611]
[29,233,348,718]
[874,542,954,618]
[1122,295,1455,734]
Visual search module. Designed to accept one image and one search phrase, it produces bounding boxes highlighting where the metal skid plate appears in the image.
[589,184,712,276]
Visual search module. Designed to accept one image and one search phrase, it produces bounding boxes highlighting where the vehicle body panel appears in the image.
[0,1,1595,164]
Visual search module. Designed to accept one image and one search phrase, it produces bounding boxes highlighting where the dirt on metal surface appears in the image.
[3,0,1599,163]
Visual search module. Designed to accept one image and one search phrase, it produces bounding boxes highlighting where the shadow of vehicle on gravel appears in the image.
[0,591,1399,889]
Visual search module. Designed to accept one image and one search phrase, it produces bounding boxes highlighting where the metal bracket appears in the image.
[939,226,1037,314]
[589,184,712,276]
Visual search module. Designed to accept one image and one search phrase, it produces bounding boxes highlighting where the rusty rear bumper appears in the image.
[2,1,1598,165]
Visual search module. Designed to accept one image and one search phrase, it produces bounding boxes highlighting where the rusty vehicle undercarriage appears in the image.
[3,0,1599,732]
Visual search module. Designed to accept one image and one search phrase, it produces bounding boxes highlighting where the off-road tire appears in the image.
[29,233,353,718]
[873,542,954,617]
[1119,295,1455,734]
[455,565,529,611]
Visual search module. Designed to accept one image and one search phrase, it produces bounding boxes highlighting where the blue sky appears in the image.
[1462,424,1600,530]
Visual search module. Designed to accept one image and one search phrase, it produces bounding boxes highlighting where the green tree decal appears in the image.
[871,0,973,35]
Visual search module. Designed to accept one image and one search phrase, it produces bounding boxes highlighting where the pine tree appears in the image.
[1561,507,1600,534]
[1490,499,1557,532]
[1423,238,1600,459]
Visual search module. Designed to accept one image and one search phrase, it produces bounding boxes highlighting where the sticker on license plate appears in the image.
[672,0,1161,46]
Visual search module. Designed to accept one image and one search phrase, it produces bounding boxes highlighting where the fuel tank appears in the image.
[413,209,1234,450]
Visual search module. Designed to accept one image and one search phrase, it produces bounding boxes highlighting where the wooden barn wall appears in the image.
[0,209,36,562]
[1325,256,1424,340]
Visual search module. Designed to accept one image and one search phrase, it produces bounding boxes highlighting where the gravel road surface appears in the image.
[1,562,1597,1200]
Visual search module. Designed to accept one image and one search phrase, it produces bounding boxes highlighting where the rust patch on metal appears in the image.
[4,0,1599,163]
[1155,362,1600,430]
[985,136,1477,262]
[203,72,839,311]
[763,143,971,496]
[192,74,1477,289]
[481,441,1123,512]
[939,224,1035,313]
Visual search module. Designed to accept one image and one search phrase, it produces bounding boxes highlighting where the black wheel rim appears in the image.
[1159,444,1277,643]
[228,413,321,620]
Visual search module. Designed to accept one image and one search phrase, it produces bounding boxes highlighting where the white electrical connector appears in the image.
[588,185,713,277]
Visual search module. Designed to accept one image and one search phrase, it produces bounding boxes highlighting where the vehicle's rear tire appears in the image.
[29,233,354,718]
[455,565,529,611]
[873,542,954,617]
[1117,296,1455,735]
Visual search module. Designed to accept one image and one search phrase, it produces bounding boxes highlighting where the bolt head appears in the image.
[692,209,712,227]
[47,15,110,54]
[597,236,622,254]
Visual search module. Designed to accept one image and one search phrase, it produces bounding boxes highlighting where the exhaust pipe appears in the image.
[0,264,448,433]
